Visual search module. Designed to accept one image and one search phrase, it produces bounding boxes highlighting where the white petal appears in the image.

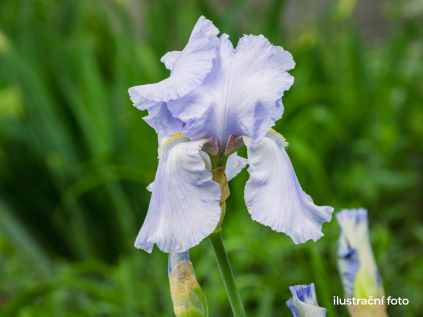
[129,16,218,104]
[161,51,181,71]
[227,35,294,142]
[135,134,221,253]
[168,34,294,144]
[225,153,248,181]
[243,130,333,244]
[141,101,183,136]
[128,16,219,135]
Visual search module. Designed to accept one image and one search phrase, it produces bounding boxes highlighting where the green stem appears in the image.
[208,230,246,317]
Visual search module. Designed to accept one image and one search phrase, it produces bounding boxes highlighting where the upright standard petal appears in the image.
[141,100,184,136]
[135,134,221,253]
[169,33,295,145]
[128,16,219,134]
[286,284,327,317]
[243,130,333,244]
[161,51,181,71]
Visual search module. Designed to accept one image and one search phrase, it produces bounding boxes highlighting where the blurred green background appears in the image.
[0,0,422,316]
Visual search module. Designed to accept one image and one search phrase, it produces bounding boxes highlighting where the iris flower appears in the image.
[286,284,327,317]
[337,208,387,317]
[129,16,333,253]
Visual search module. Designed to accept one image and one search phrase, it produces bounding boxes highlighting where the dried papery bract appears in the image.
[211,167,229,205]
[168,252,208,317]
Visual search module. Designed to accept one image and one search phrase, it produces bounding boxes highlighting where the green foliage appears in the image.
[0,0,422,316]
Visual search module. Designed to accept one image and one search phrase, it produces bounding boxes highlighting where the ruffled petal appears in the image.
[128,16,219,134]
[130,16,218,103]
[228,35,294,143]
[286,284,327,317]
[147,149,245,193]
[168,34,233,141]
[161,51,181,71]
[142,101,184,136]
[336,209,382,299]
[168,33,294,144]
[135,134,221,253]
[243,130,333,244]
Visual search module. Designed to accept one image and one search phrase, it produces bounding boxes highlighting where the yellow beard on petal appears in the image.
[160,133,190,151]
[268,129,289,147]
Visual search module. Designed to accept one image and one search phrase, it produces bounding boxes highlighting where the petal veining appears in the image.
[128,16,219,134]
[141,101,184,136]
[243,130,333,244]
[169,33,295,145]
[135,134,221,253]
[161,51,181,71]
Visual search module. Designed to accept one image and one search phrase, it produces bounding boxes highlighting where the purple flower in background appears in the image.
[129,16,333,253]
[286,283,327,317]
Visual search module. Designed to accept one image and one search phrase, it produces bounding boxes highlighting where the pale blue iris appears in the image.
[129,16,333,253]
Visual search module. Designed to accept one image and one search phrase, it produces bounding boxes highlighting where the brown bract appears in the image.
[169,261,202,315]
[212,167,230,204]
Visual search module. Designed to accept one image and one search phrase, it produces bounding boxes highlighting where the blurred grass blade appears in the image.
[0,202,51,275]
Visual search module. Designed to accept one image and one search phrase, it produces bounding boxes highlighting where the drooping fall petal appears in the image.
[135,134,221,253]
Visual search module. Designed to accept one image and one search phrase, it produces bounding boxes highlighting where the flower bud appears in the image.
[336,208,387,317]
[168,251,208,317]
[286,283,327,317]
